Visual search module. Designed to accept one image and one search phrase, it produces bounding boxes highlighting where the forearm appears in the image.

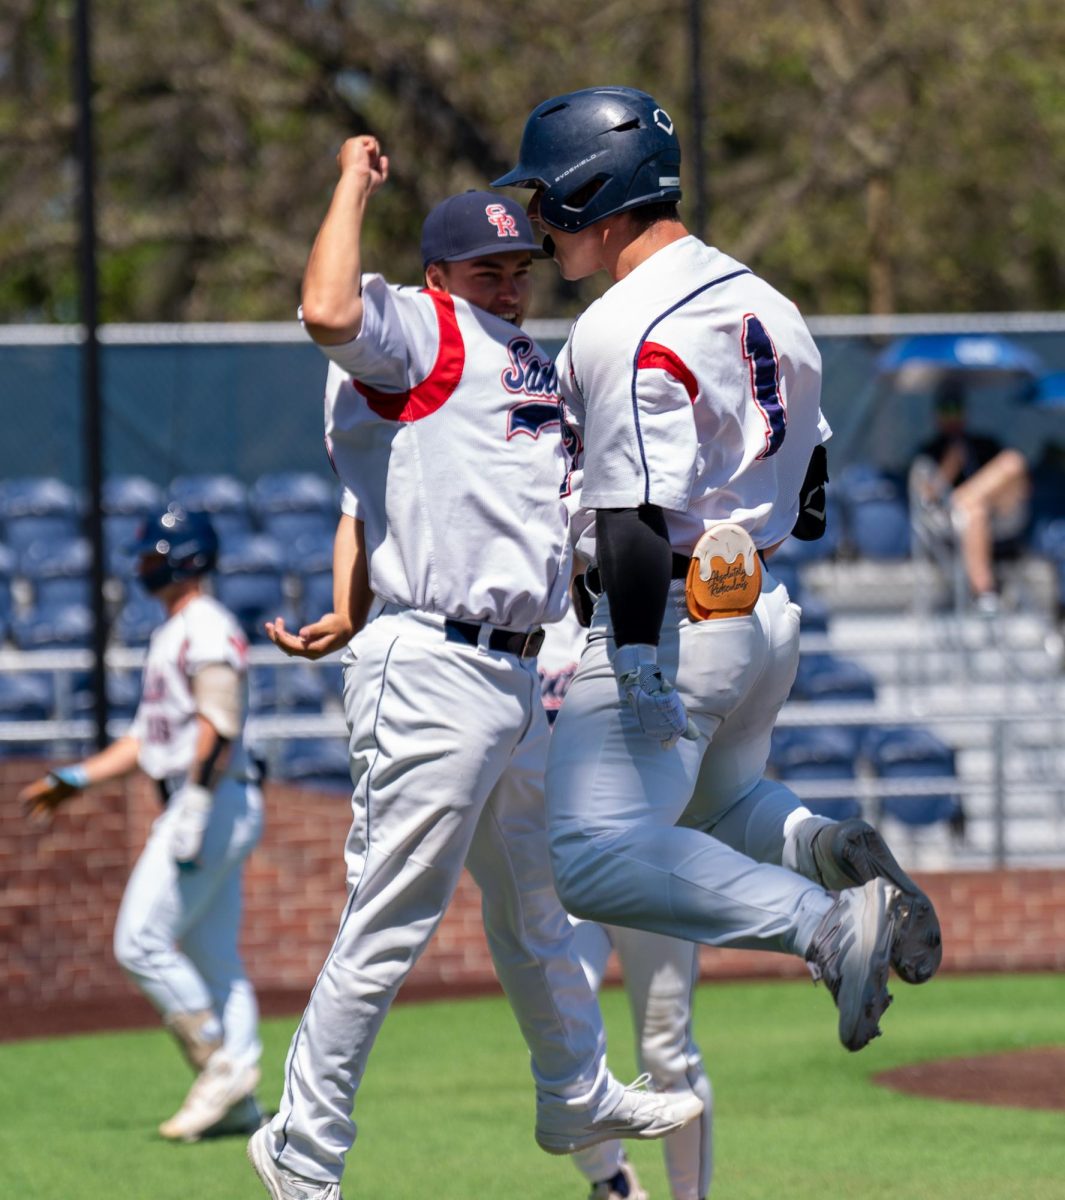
[595,505,673,648]
[189,714,232,789]
[77,735,141,786]
[333,515,373,637]
[301,171,372,345]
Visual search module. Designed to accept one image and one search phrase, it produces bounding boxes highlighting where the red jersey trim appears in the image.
[636,341,699,404]
[353,290,465,422]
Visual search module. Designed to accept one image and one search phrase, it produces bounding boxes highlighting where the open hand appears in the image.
[264,613,353,660]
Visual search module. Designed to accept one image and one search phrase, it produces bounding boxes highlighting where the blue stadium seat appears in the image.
[102,475,165,516]
[768,559,802,604]
[790,653,877,704]
[316,661,346,704]
[299,570,335,625]
[276,737,352,793]
[248,664,326,715]
[796,594,830,634]
[0,673,54,756]
[19,537,93,608]
[250,473,337,543]
[11,602,94,650]
[0,542,15,630]
[247,666,279,714]
[767,493,844,566]
[285,527,335,577]
[101,478,166,577]
[113,593,163,646]
[274,664,327,714]
[104,513,145,576]
[214,533,288,636]
[0,477,82,554]
[835,464,911,560]
[0,672,52,719]
[71,670,141,722]
[770,726,862,821]
[862,726,963,827]
[168,474,253,543]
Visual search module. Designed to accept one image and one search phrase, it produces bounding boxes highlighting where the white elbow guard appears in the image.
[191,664,245,740]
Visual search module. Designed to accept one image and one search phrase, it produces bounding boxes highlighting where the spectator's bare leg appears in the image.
[950,449,1030,598]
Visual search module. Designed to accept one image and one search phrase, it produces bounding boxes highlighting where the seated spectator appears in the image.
[909,376,1031,612]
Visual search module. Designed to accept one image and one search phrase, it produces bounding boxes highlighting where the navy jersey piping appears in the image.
[630,267,752,504]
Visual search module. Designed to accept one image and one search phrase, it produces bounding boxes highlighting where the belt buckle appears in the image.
[520,628,546,658]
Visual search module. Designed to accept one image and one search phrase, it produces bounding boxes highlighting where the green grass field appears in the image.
[2,974,1063,1199]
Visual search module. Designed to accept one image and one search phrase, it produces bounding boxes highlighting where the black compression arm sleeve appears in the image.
[595,505,672,647]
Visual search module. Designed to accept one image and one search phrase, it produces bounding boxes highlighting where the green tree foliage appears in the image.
[0,0,1061,322]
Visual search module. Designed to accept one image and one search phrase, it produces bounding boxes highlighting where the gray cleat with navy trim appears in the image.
[806,877,901,1052]
[811,818,943,985]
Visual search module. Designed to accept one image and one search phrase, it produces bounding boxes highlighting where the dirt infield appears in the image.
[875,1046,1065,1112]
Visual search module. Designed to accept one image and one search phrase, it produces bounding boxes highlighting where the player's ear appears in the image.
[425,261,448,292]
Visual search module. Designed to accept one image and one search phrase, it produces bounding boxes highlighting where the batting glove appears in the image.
[613,643,698,750]
[169,784,213,870]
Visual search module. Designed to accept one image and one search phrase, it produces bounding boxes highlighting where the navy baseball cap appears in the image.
[421,190,543,267]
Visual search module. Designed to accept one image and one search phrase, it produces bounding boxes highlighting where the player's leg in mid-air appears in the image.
[546,575,903,1053]
[683,571,942,986]
[113,776,266,1140]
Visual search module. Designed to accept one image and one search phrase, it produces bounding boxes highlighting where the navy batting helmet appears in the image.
[127,505,218,593]
[492,87,682,233]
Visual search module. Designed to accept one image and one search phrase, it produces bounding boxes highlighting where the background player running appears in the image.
[19,507,266,1143]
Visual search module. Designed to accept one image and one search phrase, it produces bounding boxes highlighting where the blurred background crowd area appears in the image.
[2,3,1063,864]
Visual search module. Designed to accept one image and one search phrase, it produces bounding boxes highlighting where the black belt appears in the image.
[443,619,545,658]
[586,552,690,595]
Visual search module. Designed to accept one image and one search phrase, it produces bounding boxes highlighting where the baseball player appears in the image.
[19,507,265,1142]
[494,87,942,1054]
[247,135,703,1200]
[539,601,712,1200]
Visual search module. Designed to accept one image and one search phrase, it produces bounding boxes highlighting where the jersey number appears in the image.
[742,314,786,459]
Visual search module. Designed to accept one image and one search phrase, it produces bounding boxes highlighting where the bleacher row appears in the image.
[0,472,345,784]
[1,465,1049,821]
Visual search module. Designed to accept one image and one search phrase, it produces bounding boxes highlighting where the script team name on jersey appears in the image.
[504,335,562,440]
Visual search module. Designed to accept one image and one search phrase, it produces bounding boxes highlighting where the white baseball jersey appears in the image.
[130,594,250,782]
[557,236,828,562]
[321,275,571,629]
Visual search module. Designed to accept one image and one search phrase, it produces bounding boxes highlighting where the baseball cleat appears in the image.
[158,1051,260,1143]
[806,878,901,1052]
[535,1074,703,1155]
[588,1156,649,1200]
[812,818,943,984]
[248,1125,344,1199]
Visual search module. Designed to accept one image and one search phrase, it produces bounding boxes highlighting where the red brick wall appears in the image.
[2,759,1063,1028]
